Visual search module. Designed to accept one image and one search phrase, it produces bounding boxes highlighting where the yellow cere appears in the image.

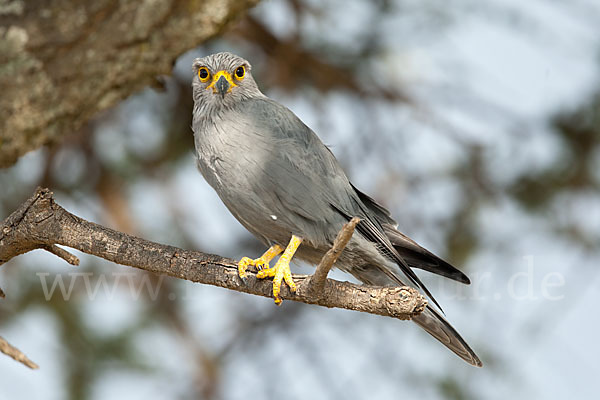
[206,70,237,93]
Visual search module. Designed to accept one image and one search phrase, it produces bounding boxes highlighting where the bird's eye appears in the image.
[198,67,210,82]
[235,66,245,80]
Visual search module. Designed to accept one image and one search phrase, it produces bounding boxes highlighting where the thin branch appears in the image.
[41,244,80,266]
[0,188,427,365]
[308,217,360,297]
[0,286,5,298]
[0,336,39,369]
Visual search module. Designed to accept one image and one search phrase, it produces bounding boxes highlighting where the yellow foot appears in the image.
[238,244,283,279]
[256,235,303,305]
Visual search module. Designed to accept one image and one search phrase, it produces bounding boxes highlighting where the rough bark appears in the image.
[1,187,426,315]
[0,0,259,167]
[0,187,427,368]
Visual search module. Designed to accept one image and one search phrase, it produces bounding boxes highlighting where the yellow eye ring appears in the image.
[235,65,245,80]
[198,67,210,82]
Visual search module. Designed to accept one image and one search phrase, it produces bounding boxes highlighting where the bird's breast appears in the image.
[194,117,274,198]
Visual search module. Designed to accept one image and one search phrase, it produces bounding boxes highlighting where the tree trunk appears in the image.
[0,0,259,167]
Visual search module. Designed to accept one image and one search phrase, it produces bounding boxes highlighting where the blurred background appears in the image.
[1,0,600,399]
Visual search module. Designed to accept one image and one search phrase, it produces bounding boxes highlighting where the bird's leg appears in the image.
[256,235,303,305]
[238,244,284,279]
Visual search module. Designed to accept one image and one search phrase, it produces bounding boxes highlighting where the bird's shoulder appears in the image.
[234,97,317,143]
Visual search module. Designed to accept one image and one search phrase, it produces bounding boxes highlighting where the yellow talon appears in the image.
[256,235,302,305]
[237,257,253,279]
[237,244,283,279]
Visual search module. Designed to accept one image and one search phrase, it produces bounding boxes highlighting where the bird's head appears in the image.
[192,52,261,109]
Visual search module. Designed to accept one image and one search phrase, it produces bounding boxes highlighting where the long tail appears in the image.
[347,261,482,366]
[331,201,482,366]
[412,306,482,367]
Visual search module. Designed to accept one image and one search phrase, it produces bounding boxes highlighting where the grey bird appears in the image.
[191,52,482,367]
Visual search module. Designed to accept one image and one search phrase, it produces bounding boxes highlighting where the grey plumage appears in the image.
[191,52,482,367]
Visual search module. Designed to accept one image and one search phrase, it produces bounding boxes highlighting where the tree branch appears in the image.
[307,216,360,297]
[40,244,80,266]
[0,188,426,366]
[0,336,39,370]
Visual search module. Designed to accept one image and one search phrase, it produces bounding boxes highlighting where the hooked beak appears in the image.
[206,71,236,99]
[215,75,230,99]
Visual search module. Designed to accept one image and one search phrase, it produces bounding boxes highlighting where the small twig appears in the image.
[0,336,39,369]
[41,244,80,266]
[0,286,5,298]
[308,217,360,297]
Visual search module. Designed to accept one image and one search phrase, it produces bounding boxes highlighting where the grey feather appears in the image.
[191,52,481,367]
